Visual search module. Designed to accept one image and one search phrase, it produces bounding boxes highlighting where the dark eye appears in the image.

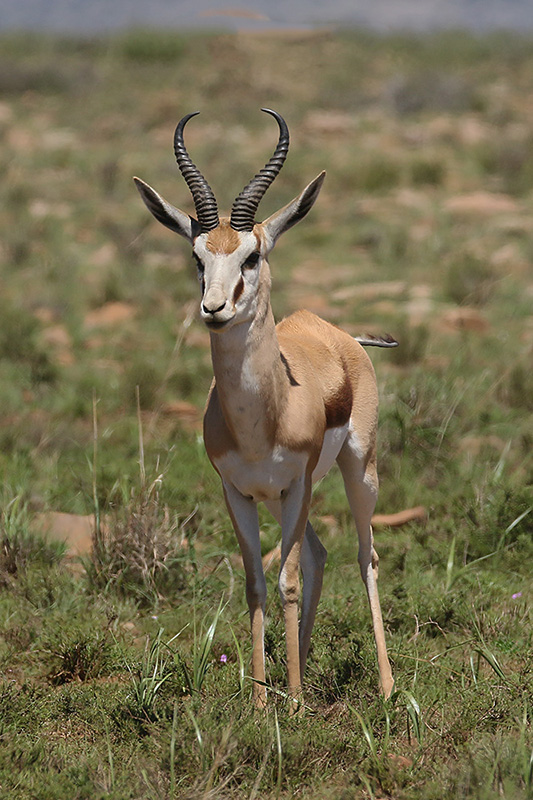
[193,253,204,273]
[243,251,260,269]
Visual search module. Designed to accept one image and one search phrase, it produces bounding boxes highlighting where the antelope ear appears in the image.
[134,177,201,242]
[261,171,325,248]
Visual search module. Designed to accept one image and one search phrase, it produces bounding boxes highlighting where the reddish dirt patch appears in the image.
[84,302,136,329]
[444,192,521,216]
[160,401,202,431]
[40,324,75,366]
[440,307,490,333]
[34,512,95,557]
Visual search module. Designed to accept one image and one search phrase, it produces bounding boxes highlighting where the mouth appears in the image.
[204,318,232,332]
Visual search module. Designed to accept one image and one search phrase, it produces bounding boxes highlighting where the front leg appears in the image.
[223,482,267,708]
[279,474,313,708]
[266,499,327,683]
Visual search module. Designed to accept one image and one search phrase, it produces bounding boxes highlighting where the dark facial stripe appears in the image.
[233,276,244,304]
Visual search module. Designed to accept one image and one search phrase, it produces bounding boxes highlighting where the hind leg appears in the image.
[299,521,327,679]
[336,436,394,698]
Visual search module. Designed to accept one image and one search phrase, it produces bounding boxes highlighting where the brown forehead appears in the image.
[204,221,264,254]
[205,222,241,254]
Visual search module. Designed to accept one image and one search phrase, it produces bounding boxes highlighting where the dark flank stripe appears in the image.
[325,371,352,429]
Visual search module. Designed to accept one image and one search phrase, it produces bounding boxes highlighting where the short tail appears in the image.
[354,333,399,348]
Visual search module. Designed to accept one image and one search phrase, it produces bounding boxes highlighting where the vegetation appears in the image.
[0,27,531,799]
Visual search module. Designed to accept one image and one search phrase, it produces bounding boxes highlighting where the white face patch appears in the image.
[193,231,264,329]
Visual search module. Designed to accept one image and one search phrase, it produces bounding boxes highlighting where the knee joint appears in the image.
[246,577,267,610]
[358,546,379,580]
[278,569,300,605]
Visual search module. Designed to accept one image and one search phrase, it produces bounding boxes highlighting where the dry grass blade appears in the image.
[88,476,190,604]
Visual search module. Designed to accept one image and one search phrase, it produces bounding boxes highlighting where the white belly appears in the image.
[214,423,350,503]
[214,446,308,503]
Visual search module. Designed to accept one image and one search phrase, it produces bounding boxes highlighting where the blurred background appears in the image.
[1,0,531,510]
[3,0,533,33]
[0,4,532,798]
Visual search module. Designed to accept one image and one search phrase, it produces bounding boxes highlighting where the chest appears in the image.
[213,446,307,503]
[212,423,350,504]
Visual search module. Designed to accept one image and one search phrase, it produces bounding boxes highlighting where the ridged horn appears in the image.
[173,112,219,233]
[230,108,289,232]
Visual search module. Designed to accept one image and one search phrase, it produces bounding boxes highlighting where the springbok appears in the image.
[134,108,396,708]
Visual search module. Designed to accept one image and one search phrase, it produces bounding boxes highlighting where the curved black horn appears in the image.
[174,112,219,233]
[230,108,289,232]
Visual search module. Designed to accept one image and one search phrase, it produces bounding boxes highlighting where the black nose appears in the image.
[202,299,226,315]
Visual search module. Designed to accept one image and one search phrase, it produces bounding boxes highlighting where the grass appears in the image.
[0,26,531,800]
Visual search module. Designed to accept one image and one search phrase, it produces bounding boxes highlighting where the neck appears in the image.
[209,303,288,454]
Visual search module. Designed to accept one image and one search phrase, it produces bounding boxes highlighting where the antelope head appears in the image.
[134,109,325,332]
